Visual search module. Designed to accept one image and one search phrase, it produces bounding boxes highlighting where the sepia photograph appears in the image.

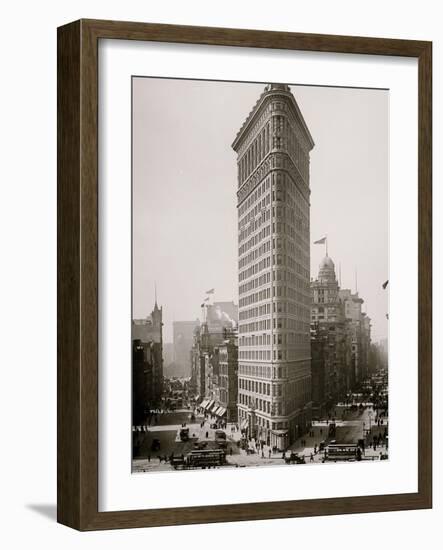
[131,77,389,473]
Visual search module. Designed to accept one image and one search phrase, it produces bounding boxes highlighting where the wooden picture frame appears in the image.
[57,19,432,530]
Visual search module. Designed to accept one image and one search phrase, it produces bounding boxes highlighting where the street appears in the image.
[132,398,388,473]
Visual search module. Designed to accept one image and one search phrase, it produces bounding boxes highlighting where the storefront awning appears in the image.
[200,399,209,409]
[204,399,214,410]
[216,406,227,417]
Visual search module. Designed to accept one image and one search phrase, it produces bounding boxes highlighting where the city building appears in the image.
[132,339,150,425]
[310,255,351,415]
[190,303,238,420]
[232,83,314,450]
[132,300,164,415]
[173,320,200,377]
[338,288,365,386]
[163,342,174,367]
[132,339,162,425]
[218,329,239,422]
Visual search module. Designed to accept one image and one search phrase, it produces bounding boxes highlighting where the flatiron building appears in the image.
[232,84,314,450]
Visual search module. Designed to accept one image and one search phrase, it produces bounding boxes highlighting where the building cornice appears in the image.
[232,86,315,152]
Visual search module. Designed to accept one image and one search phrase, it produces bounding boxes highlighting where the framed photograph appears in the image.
[57,19,432,530]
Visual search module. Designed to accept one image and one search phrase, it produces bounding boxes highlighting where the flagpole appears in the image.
[326,234,328,256]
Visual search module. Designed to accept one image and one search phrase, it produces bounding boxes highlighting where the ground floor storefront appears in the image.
[237,405,312,450]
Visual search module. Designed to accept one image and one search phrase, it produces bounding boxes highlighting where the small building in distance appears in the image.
[172,319,200,377]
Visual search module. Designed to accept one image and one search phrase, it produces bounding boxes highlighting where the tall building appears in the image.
[218,329,239,422]
[310,255,351,415]
[132,339,162,424]
[190,302,238,400]
[132,301,164,408]
[338,288,365,385]
[232,83,314,450]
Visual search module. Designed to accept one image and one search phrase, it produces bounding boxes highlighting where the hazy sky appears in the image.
[133,77,388,343]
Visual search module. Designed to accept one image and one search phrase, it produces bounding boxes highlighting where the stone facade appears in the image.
[190,303,238,402]
[310,255,372,416]
[173,319,200,377]
[132,301,164,420]
[218,331,239,422]
[232,83,314,450]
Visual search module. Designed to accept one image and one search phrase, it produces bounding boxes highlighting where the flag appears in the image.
[206,288,215,294]
[200,303,205,308]
[382,280,389,289]
[204,297,210,302]
[314,237,326,244]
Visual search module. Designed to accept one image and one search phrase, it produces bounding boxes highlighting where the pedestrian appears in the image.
[230,447,233,456]
[268,448,271,458]
[148,454,151,463]
[261,450,264,459]
[206,431,209,438]
[310,453,314,462]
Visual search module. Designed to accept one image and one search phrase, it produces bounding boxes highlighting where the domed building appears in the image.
[311,255,342,323]
[310,255,348,417]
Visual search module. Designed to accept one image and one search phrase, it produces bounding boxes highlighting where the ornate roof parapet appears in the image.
[232,83,315,153]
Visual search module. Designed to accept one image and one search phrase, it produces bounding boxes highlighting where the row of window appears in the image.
[239,270,271,295]
[240,267,310,294]
[239,347,310,361]
[238,205,271,245]
[238,175,271,218]
[239,377,272,395]
[239,299,310,321]
[239,284,310,310]
[238,254,271,279]
[239,317,310,334]
[239,234,271,266]
[239,286,271,308]
[238,393,274,414]
[238,122,271,186]
[238,194,266,230]
[240,333,271,347]
[238,220,271,256]
[239,317,271,334]
[240,331,310,348]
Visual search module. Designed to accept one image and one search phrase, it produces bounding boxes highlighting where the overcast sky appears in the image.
[133,77,388,343]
